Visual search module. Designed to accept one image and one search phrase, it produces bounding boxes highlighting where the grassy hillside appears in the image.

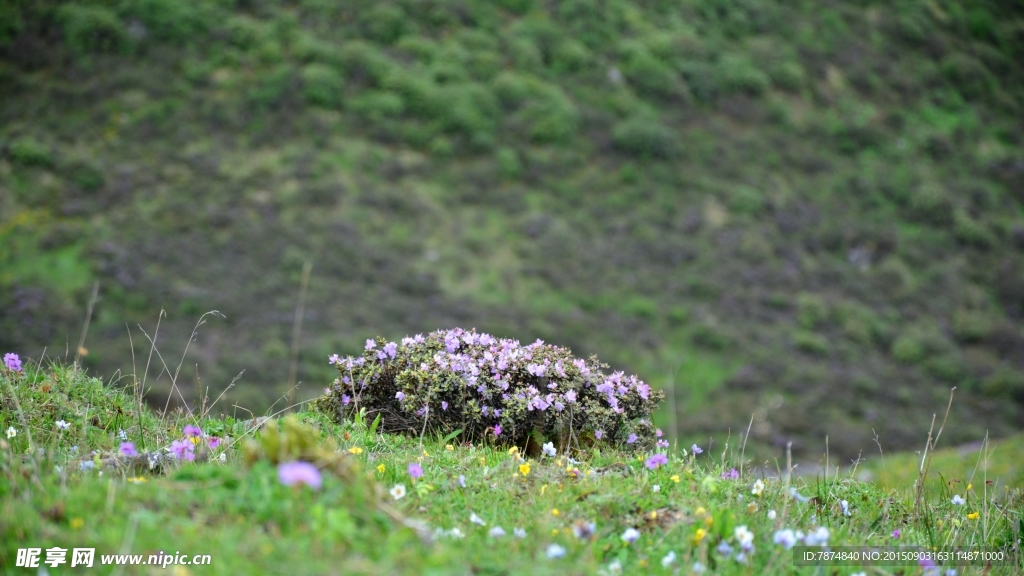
[2,0,1024,460]
[2,362,1021,574]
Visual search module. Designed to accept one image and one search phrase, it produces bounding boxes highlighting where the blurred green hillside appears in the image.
[1,0,1023,461]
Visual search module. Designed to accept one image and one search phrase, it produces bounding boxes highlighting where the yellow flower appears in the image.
[692,528,707,545]
[551,508,560,517]
[966,483,972,491]
[670,474,680,483]
[70,518,84,530]
[541,484,548,495]
[190,437,201,446]
[479,457,486,465]
[422,450,430,457]
[348,447,363,455]
[967,512,979,520]
[508,446,519,455]
[127,476,147,483]
[446,444,454,451]
[552,528,559,536]
[694,507,707,518]
[705,516,714,527]
[520,462,531,476]
[376,464,386,473]
[649,511,657,520]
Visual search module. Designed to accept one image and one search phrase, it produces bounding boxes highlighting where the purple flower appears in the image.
[627,433,638,444]
[183,425,202,438]
[328,354,341,365]
[595,430,603,440]
[383,342,398,359]
[408,462,423,479]
[721,468,739,480]
[458,474,466,488]
[3,353,22,372]
[891,529,901,538]
[278,461,322,490]
[120,442,138,458]
[441,401,449,411]
[691,444,703,455]
[656,428,663,437]
[207,436,222,449]
[365,339,376,351]
[341,394,351,405]
[170,439,195,461]
[396,391,405,401]
[657,439,669,448]
[493,425,502,437]
[645,454,668,469]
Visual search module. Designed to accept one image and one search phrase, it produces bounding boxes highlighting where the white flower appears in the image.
[751,479,765,496]
[951,494,965,505]
[488,526,506,538]
[652,484,660,493]
[389,484,407,500]
[513,527,527,539]
[119,429,128,440]
[606,559,622,574]
[470,512,486,526]
[620,527,640,544]
[458,474,466,488]
[735,525,754,548]
[773,529,798,549]
[692,562,706,573]
[449,527,465,539]
[661,551,676,568]
[841,499,851,516]
[219,453,227,462]
[5,427,15,439]
[804,526,830,546]
[572,521,596,540]
[56,420,70,431]
[767,509,777,520]
[542,442,557,457]
[545,544,566,559]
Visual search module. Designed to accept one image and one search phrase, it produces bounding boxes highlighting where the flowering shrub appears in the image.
[314,328,664,448]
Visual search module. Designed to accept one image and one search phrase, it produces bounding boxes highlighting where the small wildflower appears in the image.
[56,420,70,431]
[513,528,527,539]
[551,508,559,516]
[626,433,637,444]
[716,540,733,557]
[348,446,364,454]
[656,428,663,437]
[170,439,194,461]
[722,468,739,480]
[545,544,566,559]
[891,529,901,538]
[458,474,466,488]
[652,484,660,493]
[661,551,676,568]
[489,526,506,538]
[119,442,138,458]
[119,429,128,441]
[183,425,202,438]
[747,502,758,513]
[365,339,376,351]
[277,461,322,490]
[377,464,385,473]
[4,353,22,372]
[841,499,851,516]
[218,452,227,462]
[621,527,640,544]
[967,512,979,520]
[396,391,405,401]
[692,562,705,573]
[69,518,84,530]
[5,427,16,439]
[735,526,754,549]
[389,484,406,500]
[446,444,454,451]
[572,520,596,540]
[670,474,680,483]
[607,559,622,573]
[520,462,531,476]
[751,479,765,495]
[773,529,798,549]
[645,453,668,469]
[966,483,972,491]
[470,512,486,526]
[542,441,557,457]
[127,476,146,483]
[441,401,448,411]
[691,444,703,454]
[804,526,830,546]
[408,462,423,479]
[493,425,502,437]
[951,494,965,505]
[207,436,222,449]
[767,509,777,520]
[594,430,603,440]
[692,528,707,545]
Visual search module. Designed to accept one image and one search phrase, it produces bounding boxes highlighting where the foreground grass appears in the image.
[2,363,1021,574]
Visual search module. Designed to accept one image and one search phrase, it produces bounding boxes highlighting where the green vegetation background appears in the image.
[2,0,1023,461]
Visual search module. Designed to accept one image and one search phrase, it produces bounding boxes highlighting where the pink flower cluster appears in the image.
[324,328,663,446]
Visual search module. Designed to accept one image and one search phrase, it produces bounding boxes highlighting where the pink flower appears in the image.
[278,461,322,490]
[207,436,222,449]
[891,529,901,538]
[408,462,423,479]
[721,468,739,480]
[120,442,138,458]
[645,454,668,469]
[595,430,603,440]
[170,439,195,461]
[3,353,22,372]
[493,425,501,437]
[183,425,202,438]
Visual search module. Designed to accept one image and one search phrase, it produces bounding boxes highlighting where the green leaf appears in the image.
[369,413,382,435]
[441,428,462,444]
